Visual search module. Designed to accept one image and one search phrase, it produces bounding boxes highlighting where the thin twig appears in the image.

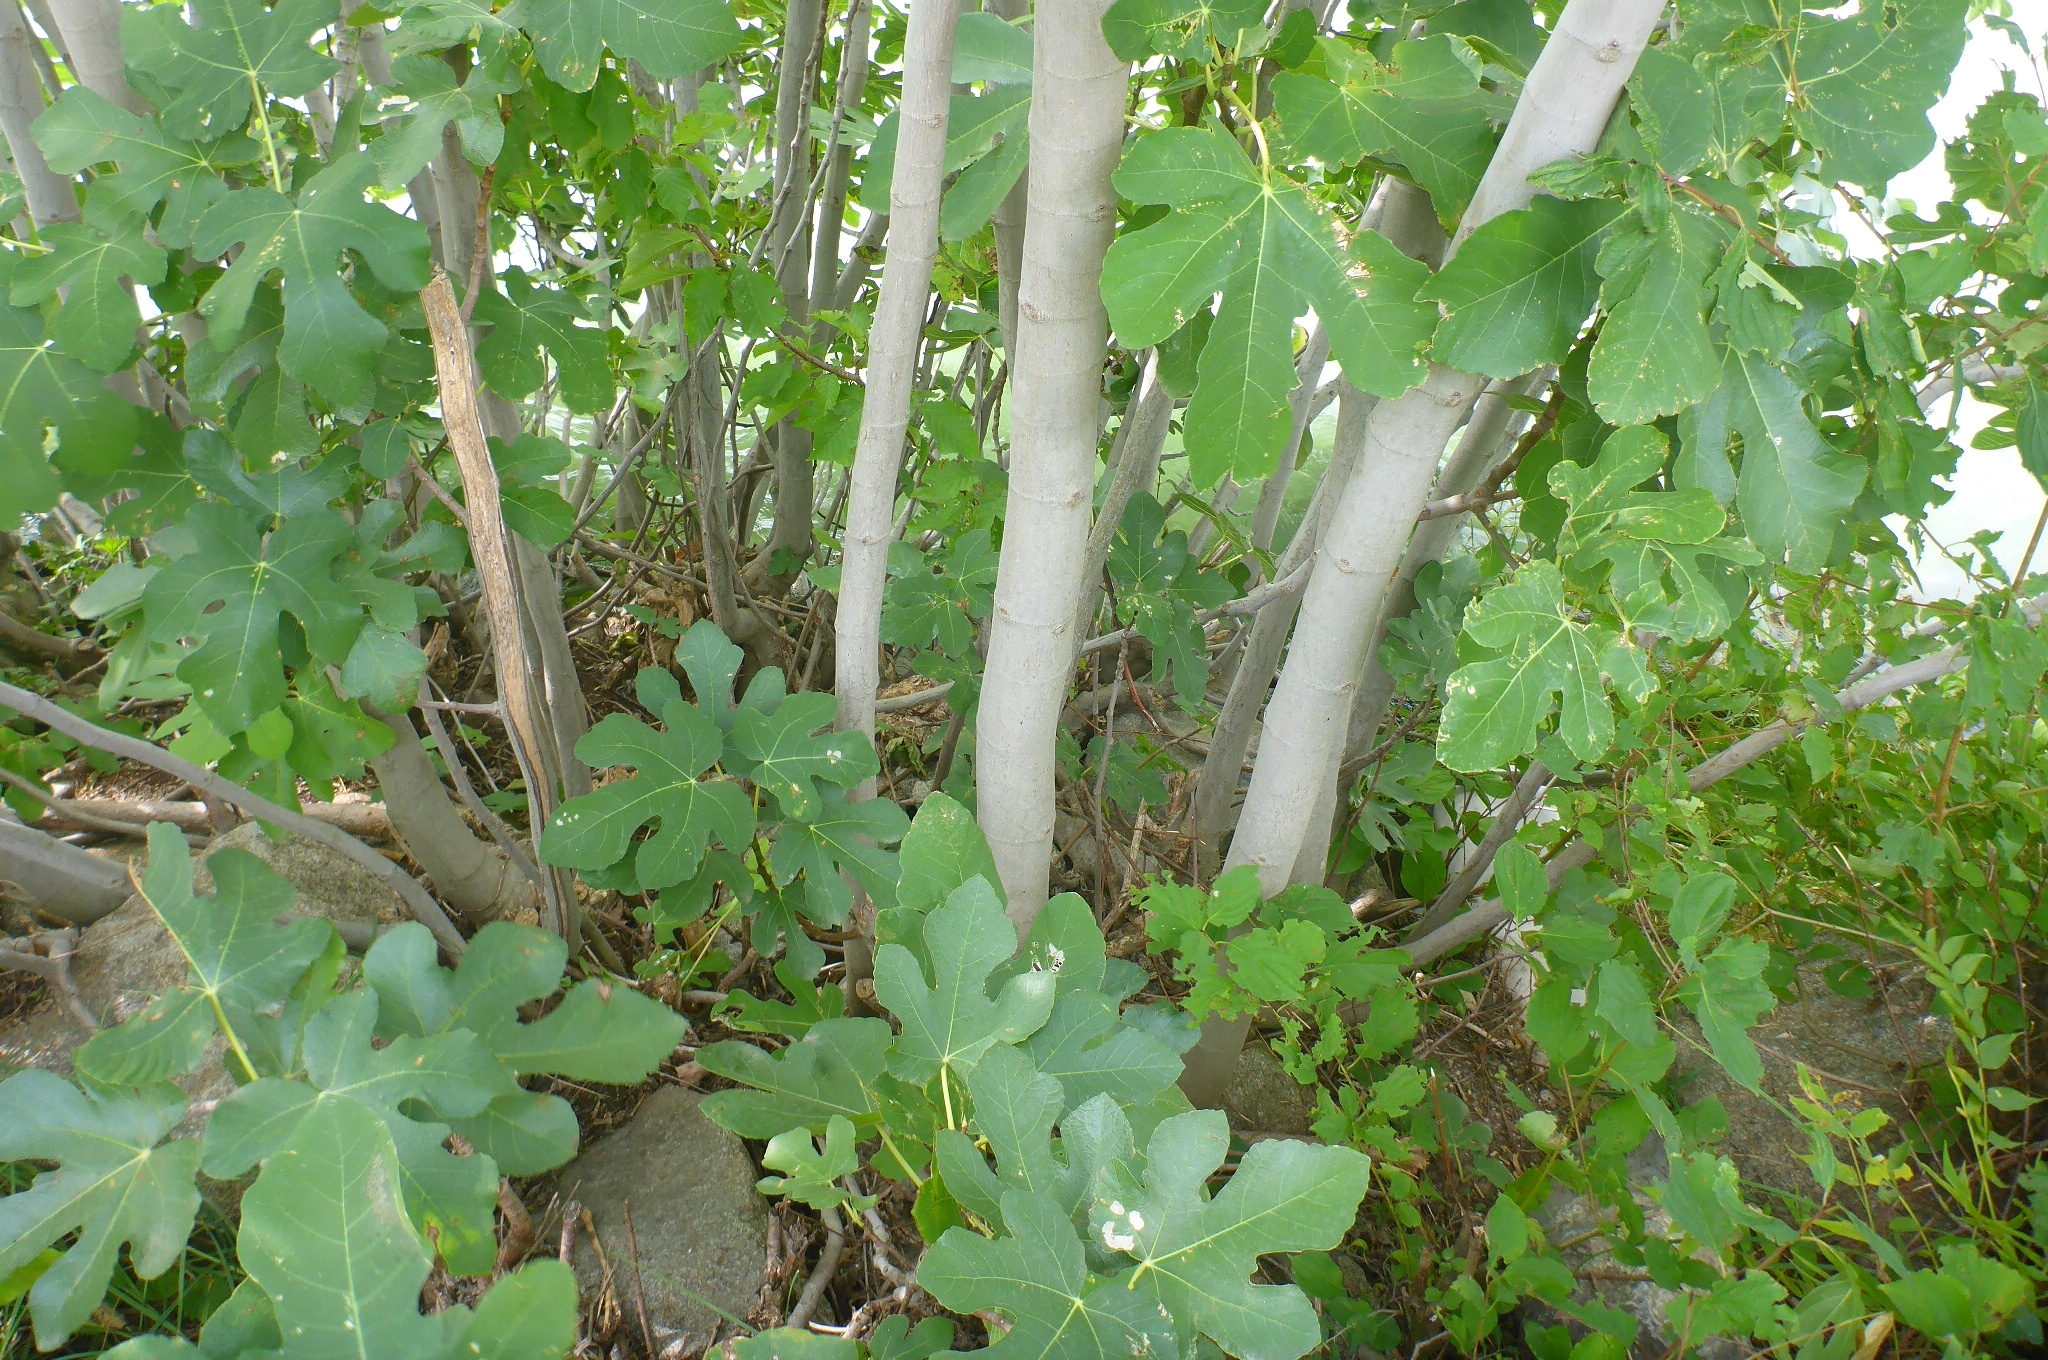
[1080,555,1314,657]
[785,1207,847,1330]
[459,164,497,325]
[416,694,546,892]
[622,1199,658,1360]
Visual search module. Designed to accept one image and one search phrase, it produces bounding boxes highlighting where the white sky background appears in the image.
[1877,4,2048,599]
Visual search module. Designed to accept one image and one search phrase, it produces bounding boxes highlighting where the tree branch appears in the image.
[1403,591,2048,968]
[0,678,466,956]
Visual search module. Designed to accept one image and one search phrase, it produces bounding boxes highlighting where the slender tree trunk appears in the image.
[41,0,141,112]
[1071,351,1170,646]
[1291,372,1544,884]
[1191,378,1376,865]
[1246,325,1332,556]
[368,710,538,925]
[0,818,130,924]
[974,0,1130,936]
[810,0,874,325]
[766,0,823,583]
[1180,0,1666,1106]
[833,0,963,758]
[987,0,1029,359]
[1190,180,1420,864]
[1453,0,1661,246]
[0,0,73,227]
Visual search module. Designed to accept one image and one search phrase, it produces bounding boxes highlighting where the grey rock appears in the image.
[1672,964,1947,1206]
[1520,963,1949,1359]
[1525,1138,1748,1360]
[556,1086,768,1345]
[1224,1041,1316,1136]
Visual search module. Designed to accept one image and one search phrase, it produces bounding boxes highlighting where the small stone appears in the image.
[1524,1137,1748,1360]
[1224,1042,1316,1136]
[555,1087,767,1340]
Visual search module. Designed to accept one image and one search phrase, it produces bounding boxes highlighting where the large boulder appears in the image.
[0,823,410,1117]
[1520,963,1952,1359]
[556,1086,768,1350]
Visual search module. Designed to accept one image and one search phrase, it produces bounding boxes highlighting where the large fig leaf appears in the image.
[201,988,513,1274]
[875,882,1056,1087]
[919,1190,1181,1360]
[192,154,431,404]
[75,823,331,1087]
[361,922,687,1176]
[0,1072,200,1349]
[1102,123,1438,487]
[234,1095,579,1358]
[141,502,364,733]
[504,0,743,93]
[540,701,754,890]
[1107,1111,1371,1360]
[698,1016,894,1137]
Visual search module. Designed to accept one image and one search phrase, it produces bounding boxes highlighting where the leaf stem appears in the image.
[208,991,260,1084]
[249,75,286,193]
[877,1126,925,1188]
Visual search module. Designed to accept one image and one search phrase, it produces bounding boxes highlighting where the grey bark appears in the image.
[974,0,1130,934]
[1181,0,1667,1107]
[987,0,1030,358]
[1191,380,1377,864]
[0,0,73,227]
[766,0,823,576]
[810,0,874,319]
[368,710,538,926]
[1290,371,1545,884]
[0,817,130,924]
[42,0,141,112]
[1246,325,1333,557]
[833,0,963,758]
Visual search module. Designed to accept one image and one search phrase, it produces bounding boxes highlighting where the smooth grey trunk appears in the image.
[810,0,874,323]
[833,0,963,756]
[833,211,889,312]
[1071,350,1171,647]
[1292,372,1544,883]
[987,0,1030,359]
[1191,381,1376,863]
[16,0,60,100]
[0,0,73,227]
[1246,325,1333,556]
[1453,0,1661,247]
[1189,181,1414,865]
[975,0,1129,934]
[0,817,130,924]
[766,0,823,576]
[1181,0,1666,1106]
[1345,375,1542,761]
[369,711,538,925]
[42,0,141,112]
